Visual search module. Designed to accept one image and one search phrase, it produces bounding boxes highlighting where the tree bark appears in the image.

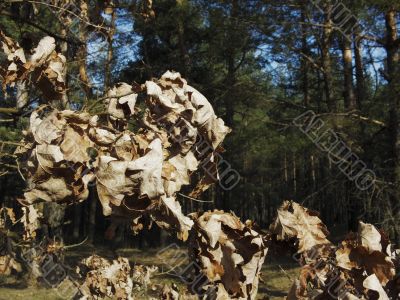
[78,0,92,98]
[342,37,356,110]
[292,153,297,195]
[104,7,116,91]
[354,31,365,110]
[59,27,68,108]
[385,8,400,243]
[176,1,190,76]
[300,1,310,106]
[321,3,335,112]
[223,0,239,128]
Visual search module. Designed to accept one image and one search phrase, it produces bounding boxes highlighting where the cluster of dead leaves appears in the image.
[76,254,196,300]
[269,200,400,300]
[76,255,134,300]
[0,33,271,299]
[0,31,67,106]
[14,68,229,241]
[0,254,22,276]
[75,211,269,300]
[188,210,268,299]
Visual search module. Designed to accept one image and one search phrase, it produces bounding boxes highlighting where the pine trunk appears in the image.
[342,37,356,110]
[385,8,400,243]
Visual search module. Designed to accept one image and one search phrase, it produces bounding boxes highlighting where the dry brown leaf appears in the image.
[164,151,198,196]
[30,109,65,144]
[60,125,93,163]
[96,155,133,215]
[113,132,137,161]
[358,221,382,253]
[106,83,137,120]
[127,138,164,200]
[29,36,56,66]
[269,200,331,253]
[21,205,41,240]
[152,196,194,241]
[363,274,389,300]
[0,255,22,276]
[160,284,180,300]
[5,207,17,224]
[88,126,117,146]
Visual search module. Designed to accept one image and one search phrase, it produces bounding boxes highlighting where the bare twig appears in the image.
[278,265,294,281]
[0,163,18,169]
[16,159,26,181]
[0,141,26,147]
[0,10,83,45]
[63,236,89,249]
[178,193,214,203]
[0,119,14,123]
[314,111,386,127]
[0,107,19,115]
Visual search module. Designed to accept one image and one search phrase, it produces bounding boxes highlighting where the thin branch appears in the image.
[278,265,293,282]
[0,163,18,169]
[178,193,214,203]
[350,113,386,127]
[359,34,385,45]
[0,153,17,158]
[265,98,318,111]
[16,159,26,181]
[0,11,83,45]
[0,108,19,115]
[315,111,386,127]
[155,262,186,277]
[289,46,325,73]
[0,119,14,123]
[26,0,109,31]
[63,236,88,249]
[0,141,26,147]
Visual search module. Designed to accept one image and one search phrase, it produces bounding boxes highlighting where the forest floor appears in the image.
[0,245,300,299]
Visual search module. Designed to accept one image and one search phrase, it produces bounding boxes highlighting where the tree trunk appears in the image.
[176,1,190,76]
[354,31,365,110]
[78,0,92,99]
[104,7,116,91]
[385,8,400,243]
[342,37,356,110]
[223,0,239,128]
[300,1,310,106]
[59,27,68,108]
[292,153,297,196]
[321,3,335,112]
